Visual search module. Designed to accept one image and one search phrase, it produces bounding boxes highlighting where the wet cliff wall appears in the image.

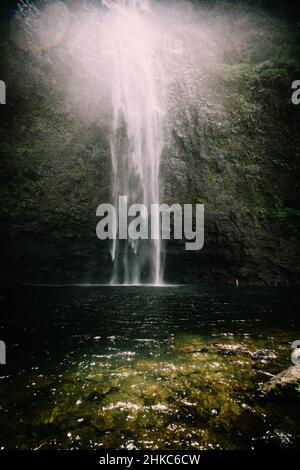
[0,1,300,286]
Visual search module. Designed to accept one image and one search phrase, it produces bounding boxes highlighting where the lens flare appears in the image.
[10,1,71,53]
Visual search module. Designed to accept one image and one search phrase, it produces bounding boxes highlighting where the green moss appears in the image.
[276,207,300,220]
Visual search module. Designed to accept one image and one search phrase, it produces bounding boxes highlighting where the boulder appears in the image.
[262,365,300,393]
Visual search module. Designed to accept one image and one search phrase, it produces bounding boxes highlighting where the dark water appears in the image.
[0,285,299,450]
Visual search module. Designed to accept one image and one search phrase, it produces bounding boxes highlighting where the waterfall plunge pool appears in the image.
[0,285,299,450]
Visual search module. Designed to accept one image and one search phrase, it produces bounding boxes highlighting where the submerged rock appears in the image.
[172,342,208,354]
[86,386,118,403]
[214,343,243,355]
[214,343,277,362]
[249,349,277,361]
[87,391,106,403]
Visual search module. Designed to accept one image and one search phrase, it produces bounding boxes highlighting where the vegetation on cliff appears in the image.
[0,1,299,284]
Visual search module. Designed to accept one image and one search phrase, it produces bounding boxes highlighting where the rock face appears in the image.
[0,3,300,285]
[162,61,300,285]
[262,365,300,393]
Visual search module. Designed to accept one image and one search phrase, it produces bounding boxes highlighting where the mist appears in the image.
[7,0,289,285]
[9,0,276,122]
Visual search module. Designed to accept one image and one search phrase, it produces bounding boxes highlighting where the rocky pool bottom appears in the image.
[0,285,299,450]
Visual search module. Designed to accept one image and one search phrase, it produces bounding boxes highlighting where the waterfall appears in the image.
[107,1,165,285]
[12,0,168,285]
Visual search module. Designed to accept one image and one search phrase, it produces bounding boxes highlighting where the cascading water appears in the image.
[12,0,166,286]
[13,0,218,286]
[107,1,165,285]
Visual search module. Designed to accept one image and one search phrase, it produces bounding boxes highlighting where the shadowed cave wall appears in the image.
[0,0,300,286]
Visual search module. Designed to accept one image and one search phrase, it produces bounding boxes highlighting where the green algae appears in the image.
[1,331,299,450]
